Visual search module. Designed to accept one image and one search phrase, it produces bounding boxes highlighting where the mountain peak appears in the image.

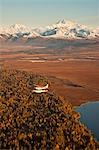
[0,24,31,35]
[10,24,28,30]
[57,19,66,24]
[56,19,76,25]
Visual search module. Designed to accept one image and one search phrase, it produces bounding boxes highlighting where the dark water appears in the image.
[76,101,99,141]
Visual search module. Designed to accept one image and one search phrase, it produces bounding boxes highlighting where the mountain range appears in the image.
[0,19,99,43]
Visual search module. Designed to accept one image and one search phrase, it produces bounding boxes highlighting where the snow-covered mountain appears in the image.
[0,24,39,40]
[0,20,99,42]
[35,20,99,38]
[0,24,31,34]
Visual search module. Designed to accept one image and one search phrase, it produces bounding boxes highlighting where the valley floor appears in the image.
[0,47,99,106]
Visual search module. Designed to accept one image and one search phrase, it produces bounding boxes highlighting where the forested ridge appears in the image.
[0,69,99,150]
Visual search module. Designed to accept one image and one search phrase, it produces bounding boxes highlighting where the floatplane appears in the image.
[32,84,48,93]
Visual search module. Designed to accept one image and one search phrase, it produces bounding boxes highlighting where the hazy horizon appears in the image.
[0,0,99,28]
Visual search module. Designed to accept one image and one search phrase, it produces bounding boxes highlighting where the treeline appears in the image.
[0,69,99,149]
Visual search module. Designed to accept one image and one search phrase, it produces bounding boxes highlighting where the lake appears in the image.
[76,101,99,141]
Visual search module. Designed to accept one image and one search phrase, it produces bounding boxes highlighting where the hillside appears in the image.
[0,69,99,149]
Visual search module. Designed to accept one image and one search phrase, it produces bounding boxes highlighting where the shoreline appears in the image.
[74,100,99,109]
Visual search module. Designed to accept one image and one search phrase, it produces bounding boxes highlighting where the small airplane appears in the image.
[34,84,48,90]
[33,89,48,93]
[32,84,49,93]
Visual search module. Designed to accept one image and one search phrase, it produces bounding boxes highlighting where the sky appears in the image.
[0,0,99,28]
